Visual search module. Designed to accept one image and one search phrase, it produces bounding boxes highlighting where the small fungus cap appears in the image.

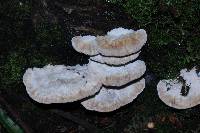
[71,35,98,55]
[157,67,200,109]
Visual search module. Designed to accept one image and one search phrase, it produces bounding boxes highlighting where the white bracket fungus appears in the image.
[23,27,147,112]
[88,60,146,86]
[72,28,147,57]
[157,67,200,109]
[23,64,102,104]
[96,29,147,56]
[81,78,145,112]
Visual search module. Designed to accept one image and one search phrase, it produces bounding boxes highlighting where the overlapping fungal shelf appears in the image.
[23,64,102,104]
[23,27,147,112]
[157,67,200,109]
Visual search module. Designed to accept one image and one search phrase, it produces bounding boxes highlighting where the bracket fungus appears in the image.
[23,27,147,112]
[23,64,102,104]
[96,28,147,57]
[72,28,147,56]
[81,78,145,112]
[157,67,200,109]
[88,60,146,86]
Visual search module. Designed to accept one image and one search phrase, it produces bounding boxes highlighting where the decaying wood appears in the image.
[50,109,100,133]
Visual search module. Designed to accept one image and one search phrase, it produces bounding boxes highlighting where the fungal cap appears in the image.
[96,28,147,56]
[23,64,101,104]
[81,78,145,112]
[71,35,98,55]
[157,67,200,109]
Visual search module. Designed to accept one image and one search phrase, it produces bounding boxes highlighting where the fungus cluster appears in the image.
[157,67,200,109]
[23,27,147,112]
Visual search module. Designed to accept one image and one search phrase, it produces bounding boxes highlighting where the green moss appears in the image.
[107,0,158,26]
[0,53,26,86]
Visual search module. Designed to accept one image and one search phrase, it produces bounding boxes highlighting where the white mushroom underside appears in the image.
[96,29,147,56]
[90,51,140,65]
[23,64,101,104]
[157,67,200,109]
[81,78,145,112]
[88,60,146,86]
[71,28,147,56]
